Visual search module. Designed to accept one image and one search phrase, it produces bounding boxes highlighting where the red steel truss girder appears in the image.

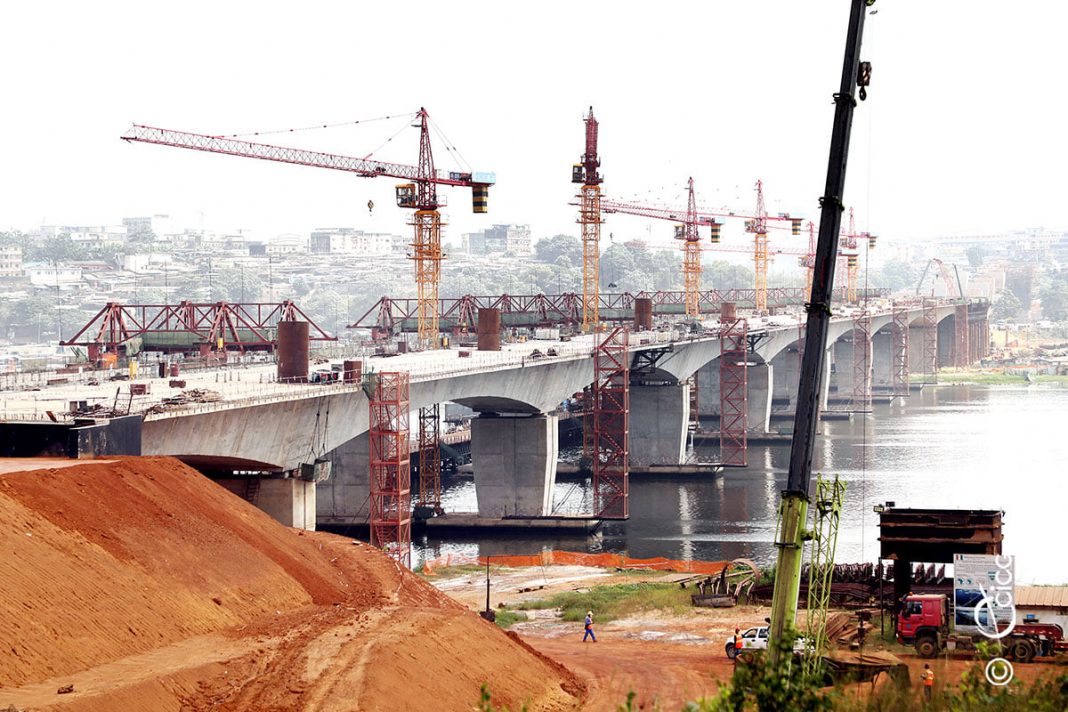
[417,404,442,510]
[369,371,412,567]
[351,288,891,332]
[851,312,873,412]
[592,327,629,519]
[62,300,334,352]
[891,307,910,398]
[719,317,748,467]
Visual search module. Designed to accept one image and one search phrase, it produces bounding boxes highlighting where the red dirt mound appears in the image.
[0,457,584,711]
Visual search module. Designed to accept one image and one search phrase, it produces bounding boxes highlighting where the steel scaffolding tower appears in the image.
[592,327,629,519]
[850,312,872,412]
[369,371,412,567]
[418,404,442,512]
[922,300,938,382]
[719,314,749,467]
[891,307,910,398]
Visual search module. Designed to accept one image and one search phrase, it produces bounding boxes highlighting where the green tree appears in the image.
[990,289,1022,321]
[534,234,582,265]
[965,245,986,272]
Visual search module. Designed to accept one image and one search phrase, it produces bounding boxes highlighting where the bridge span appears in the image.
[0,299,989,529]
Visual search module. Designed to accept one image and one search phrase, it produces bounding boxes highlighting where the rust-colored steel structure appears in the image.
[891,307,910,398]
[688,371,700,431]
[476,307,501,351]
[718,307,748,467]
[276,320,310,382]
[922,300,938,383]
[592,327,629,519]
[573,107,604,331]
[633,297,654,330]
[954,303,970,368]
[369,371,412,567]
[352,288,890,336]
[418,404,442,512]
[850,311,872,412]
[64,300,334,358]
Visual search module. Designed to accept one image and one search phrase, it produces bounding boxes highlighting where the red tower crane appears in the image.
[121,109,494,347]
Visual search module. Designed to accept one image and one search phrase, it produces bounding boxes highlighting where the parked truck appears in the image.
[896,593,1067,662]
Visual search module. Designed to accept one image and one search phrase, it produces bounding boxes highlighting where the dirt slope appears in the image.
[0,457,583,711]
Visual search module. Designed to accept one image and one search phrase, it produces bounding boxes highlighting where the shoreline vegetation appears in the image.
[910,372,1068,385]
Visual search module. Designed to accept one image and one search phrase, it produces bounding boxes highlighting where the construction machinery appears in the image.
[767,0,873,664]
[599,181,801,316]
[572,107,604,331]
[916,257,964,298]
[121,108,494,349]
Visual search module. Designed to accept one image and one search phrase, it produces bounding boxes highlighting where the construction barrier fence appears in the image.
[422,549,729,577]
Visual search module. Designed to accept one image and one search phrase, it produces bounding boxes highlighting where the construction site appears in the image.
[3,1,1068,711]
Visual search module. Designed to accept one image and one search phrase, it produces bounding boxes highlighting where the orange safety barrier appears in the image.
[421,549,729,577]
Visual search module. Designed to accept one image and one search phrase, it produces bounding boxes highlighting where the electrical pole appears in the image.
[768,0,873,662]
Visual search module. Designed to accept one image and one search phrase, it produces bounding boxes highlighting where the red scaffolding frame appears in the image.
[851,312,872,412]
[417,404,442,513]
[688,371,699,431]
[369,371,412,566]
[922,300,938,383]
[719,317,748,467]
[891,307,910,398]
[592,327,629,519]
[954,303,970,368]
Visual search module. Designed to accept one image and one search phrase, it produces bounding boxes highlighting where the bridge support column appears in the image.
[630,384,689,467]
[871,330,894,392]
[695,360,720,417]
[473,414,558,518]
[257,478,316,530]
[828,339,852,402]
[317,432,370,525]
[747,362,774,434]
[222,475,317,530]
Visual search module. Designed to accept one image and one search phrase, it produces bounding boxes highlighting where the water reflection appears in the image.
[415,385,1068,584]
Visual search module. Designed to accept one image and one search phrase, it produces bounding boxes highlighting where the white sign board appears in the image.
[953,553,1015,637]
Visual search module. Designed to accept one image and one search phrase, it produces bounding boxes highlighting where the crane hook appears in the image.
[367,199,375,216]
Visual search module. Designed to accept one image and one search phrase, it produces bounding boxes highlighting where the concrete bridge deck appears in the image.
[0,299,989,529]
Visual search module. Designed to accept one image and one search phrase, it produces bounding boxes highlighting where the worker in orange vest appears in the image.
[733,628,741,655]
[921,663,934,702]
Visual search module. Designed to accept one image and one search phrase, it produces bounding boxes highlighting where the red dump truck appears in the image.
[896,593,1067,662]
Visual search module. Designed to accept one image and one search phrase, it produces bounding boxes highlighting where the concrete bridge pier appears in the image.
[747,361,774,434]
[828,339,853,401]
[871,330,894,391]
[630,383,689,467]
[317,432,370,526]
[472,413,558,518]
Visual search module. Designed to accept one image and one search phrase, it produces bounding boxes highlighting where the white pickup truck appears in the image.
[725,626,768,659]
[724,626,810,659]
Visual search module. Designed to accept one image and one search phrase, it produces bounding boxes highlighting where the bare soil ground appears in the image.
[0,457,584,711]
[430,564,1068,710]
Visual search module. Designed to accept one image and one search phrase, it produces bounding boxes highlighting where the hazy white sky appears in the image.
[3,2,1066,251]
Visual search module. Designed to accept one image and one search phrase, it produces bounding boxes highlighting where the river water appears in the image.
[415,384,1067,585]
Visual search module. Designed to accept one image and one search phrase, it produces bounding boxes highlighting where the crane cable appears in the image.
[214,112,416,139]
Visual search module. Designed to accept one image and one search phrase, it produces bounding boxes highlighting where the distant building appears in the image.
[462,224,532,255]
[69,226,127,248]
[123,215,175,241]
[310,228,399,255]
[265,235,305,256]
[0,245,22,277]
[123,253,174,274]
[25,264,82,289]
